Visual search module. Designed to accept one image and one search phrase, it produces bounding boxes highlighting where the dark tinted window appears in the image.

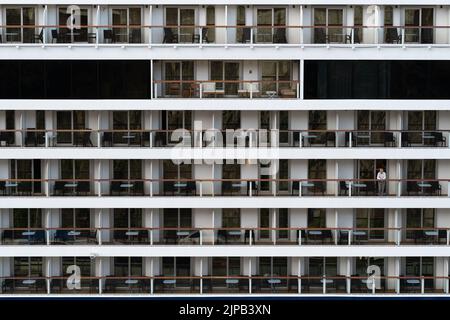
[0,60,150,99]
[305,60,450,99]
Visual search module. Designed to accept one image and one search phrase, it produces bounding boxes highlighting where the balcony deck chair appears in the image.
[34,29,43,43]
[401,132,411,147]
[385,28,401,44]
[237,82,260,97]
[1,229,13,242]
[53,180,66,196]
[163,28,178,43]
[129,28,141,43]
[430,180,441,196]
[140,131,150,147]
[110,181,123,196]
[273,27,287,43]
[326,131,336,146]
[163,181,176,195]
[345,29,361,44]
[82,131,93,147]
[102,131,113,146]
[406,180,420,195]
[0,131,15,146]
[103,29,114,43]
[338,230,349,244]
[17,181,32,196]
[201,27,210,43]
[202,82,223,97]
[421,28,433,44]
[25,130,37,146]
[76,181,91,195]
[314,28,328,44]
[132,181,144,195]
[432,131,446,146]
[273,28,287,43]
[51,29,60,43]
[384,132,396,147]
[280,83,297,98]
[185,181,197,195]
[54,229,71,243]
[241,27,251,43]
[0,181,5,195]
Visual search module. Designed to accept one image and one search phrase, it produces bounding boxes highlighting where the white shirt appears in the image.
[377,171,386,180]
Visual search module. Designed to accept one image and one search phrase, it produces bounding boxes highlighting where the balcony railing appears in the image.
[0,275,448,294]
[1,227,449,246]
[0,178,448,197]
[0,25,447,46]
[153,80,299,99]
[0,129,448,148]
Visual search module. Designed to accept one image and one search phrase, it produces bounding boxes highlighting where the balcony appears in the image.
[153,80,300,99]
[1,227,449,246]
[0,275,446,295]
[0,25,448,47]
[0,178,447,198]
[0,130,448,148]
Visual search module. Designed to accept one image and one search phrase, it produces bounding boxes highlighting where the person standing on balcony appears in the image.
[377,168,386,196]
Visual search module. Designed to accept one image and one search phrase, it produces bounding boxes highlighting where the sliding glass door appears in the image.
[211,257,240,287]
[60,160,90,185]
[355,208,385,240]
[308,257,337,278]
[256,8,286,43]
[355,257,385,277]
[10,159,41,194]
[5,7,35,43]
[161,111,192,145]
[62,257,93,278]
[405,257,434,290]
[164,61,194,97]
[13,209,42,232]
[163,161,192,180]
[406,111,436,145]
[260,61,291,95]
[357,159,387,195]
[163,208,192,241]
[14,257,43,277]
[308,110,327,145]
[407,160,435,180]
[210,61,240,96]
[61,209,90,230]
[404,8,433,43]
[166,8,196,43]
[56,111,85,144]
[406,209,435,240]
[112,111,142,145]
[357,111,386,145]
[224,61,240,96]
[58,7,88,42]
[314,8,344,43]
[222,111,241,130]
[308,159,326,195]
[112,8,141,43]
[114,257,142,277]
[113,209,142,235]
[113,160,142,181]
[259,257,288,277]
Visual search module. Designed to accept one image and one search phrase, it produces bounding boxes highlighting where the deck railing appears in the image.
[0,177,448,198]
[0,275,448,294]
[1,226,449,246]
[0,129,448,148]
[0,25,446,46]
